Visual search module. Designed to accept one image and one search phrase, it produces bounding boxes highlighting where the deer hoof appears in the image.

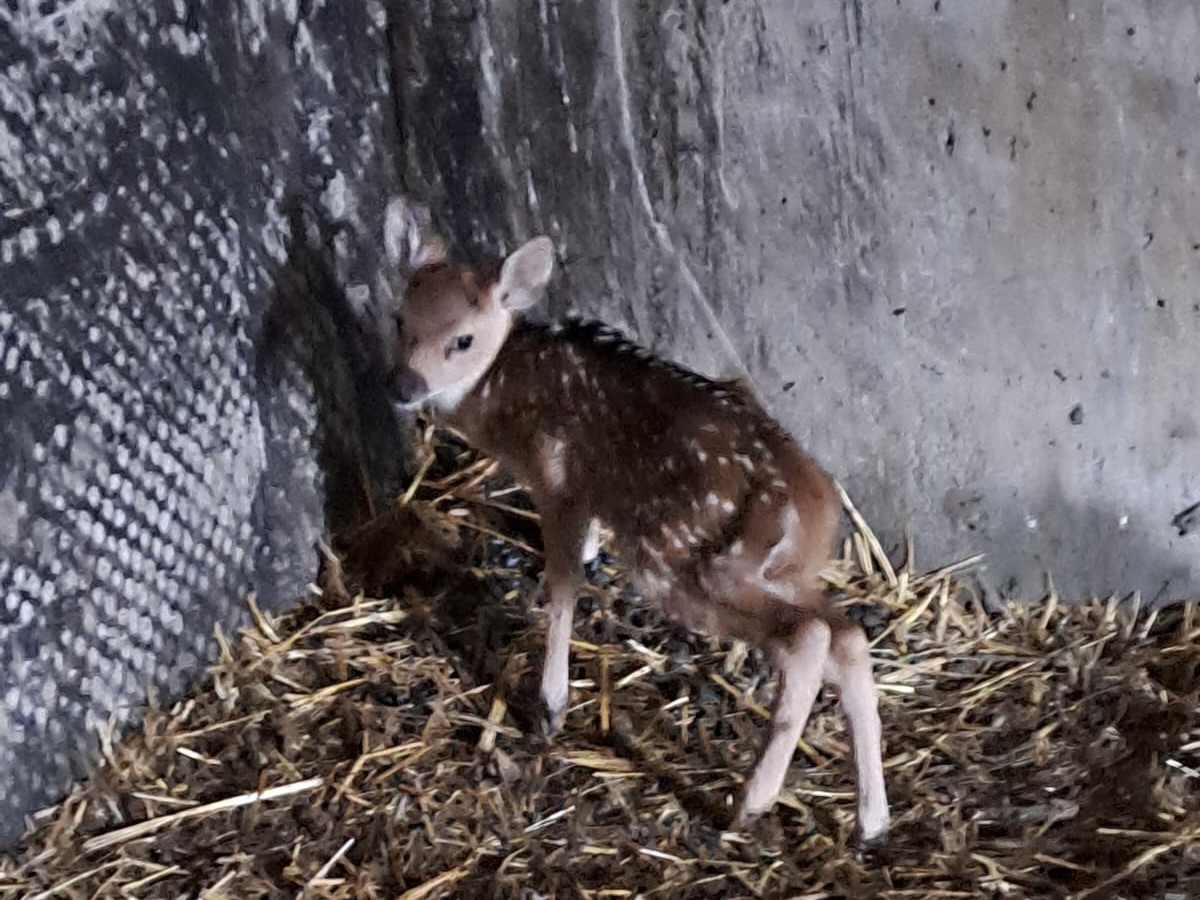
[849,819,890,855]
[538,703,566,740]
[730,806,763,833]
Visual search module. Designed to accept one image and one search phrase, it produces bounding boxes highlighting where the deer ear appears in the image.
[383,196,447,272]
[496,236,555,311]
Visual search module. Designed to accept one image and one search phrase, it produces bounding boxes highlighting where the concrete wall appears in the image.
[0,0,407,845]
[389,0,1200,605]
[2,0,1198,851]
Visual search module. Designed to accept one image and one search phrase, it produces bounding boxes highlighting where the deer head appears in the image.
[382,197,556,411]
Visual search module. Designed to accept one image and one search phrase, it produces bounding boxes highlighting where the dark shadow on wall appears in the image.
[254,195,412,543]
[978,477,1198,610]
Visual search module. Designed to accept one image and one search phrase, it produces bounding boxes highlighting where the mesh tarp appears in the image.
[0,0,404,845]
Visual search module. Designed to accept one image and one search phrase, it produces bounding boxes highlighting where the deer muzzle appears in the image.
[388,365,429,408]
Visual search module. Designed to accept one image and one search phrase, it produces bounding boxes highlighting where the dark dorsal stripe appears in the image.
[516,316,751,407]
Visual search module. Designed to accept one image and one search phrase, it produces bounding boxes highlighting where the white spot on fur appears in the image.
[754,578,795,602]
[706,492,719,507]
[722,500,736,514]
[581,517,602,563]
[541,437,567,491]
[759,506,801,581]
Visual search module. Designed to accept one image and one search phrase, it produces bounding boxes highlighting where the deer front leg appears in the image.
[538,503,585,737]
[540,576,577,736]
[735,617,832,828]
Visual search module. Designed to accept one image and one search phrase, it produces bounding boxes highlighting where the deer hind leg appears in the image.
[734,611,832,828]
[824,617,890,845]
[682,550,834,829]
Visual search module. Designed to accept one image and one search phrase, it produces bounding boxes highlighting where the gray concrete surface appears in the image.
[0,0,407,846]
[389,0,1200,605]
[1,0,1198,852]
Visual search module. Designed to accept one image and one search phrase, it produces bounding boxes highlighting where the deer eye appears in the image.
[452,334,474,353]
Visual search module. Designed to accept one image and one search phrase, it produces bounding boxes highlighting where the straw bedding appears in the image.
[2,424,1198,900]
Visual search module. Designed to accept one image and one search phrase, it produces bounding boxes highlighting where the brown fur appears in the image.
[380,197,890,845]
[456,317,842,647]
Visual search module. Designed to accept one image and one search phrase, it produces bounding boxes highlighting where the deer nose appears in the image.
[388,366,428,406]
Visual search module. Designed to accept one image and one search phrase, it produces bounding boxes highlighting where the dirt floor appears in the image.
[2,426,1198,899]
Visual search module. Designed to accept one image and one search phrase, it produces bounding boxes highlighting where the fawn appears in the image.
[380,197,890,845]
